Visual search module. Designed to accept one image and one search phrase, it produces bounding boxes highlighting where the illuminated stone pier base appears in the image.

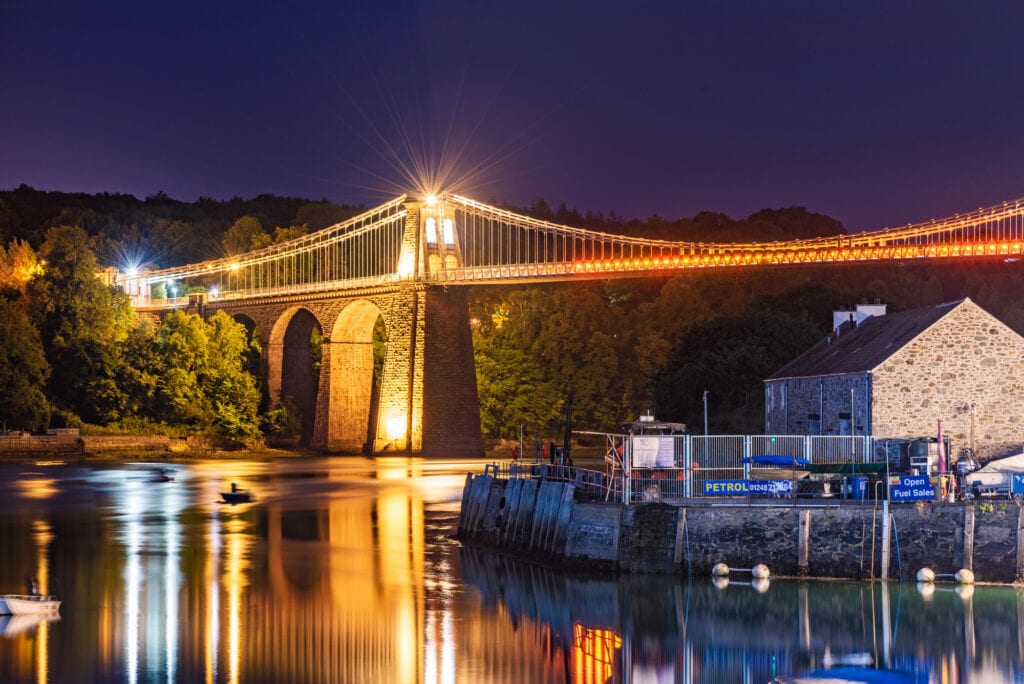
[212,285,484,458]
[371,286,483,457]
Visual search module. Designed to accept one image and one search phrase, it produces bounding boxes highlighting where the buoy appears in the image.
[711,562,730,577]
[752,563,770,580]
[916,567,936,583]
[955,568,975,585]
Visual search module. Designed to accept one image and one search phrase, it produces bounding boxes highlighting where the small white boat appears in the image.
[0,594,61,615]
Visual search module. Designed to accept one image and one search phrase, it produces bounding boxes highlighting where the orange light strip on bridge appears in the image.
[566,241,1024,275]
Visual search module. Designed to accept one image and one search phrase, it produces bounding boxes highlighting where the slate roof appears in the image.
[767,299,970,381]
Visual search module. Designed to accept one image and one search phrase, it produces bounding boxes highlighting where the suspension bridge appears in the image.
[119,194,1024,305]
[112,193,1024,457]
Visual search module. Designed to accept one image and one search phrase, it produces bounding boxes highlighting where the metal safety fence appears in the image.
[624,434,875,504]
[485,434,884,504]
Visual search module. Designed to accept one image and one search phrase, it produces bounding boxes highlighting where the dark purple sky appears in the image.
[3,1,1023,231]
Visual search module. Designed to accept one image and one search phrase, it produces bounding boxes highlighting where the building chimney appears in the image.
[833,301,886,333]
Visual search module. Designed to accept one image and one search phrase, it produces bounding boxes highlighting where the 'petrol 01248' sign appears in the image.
[889,475,935,502]
[703,479,794,496]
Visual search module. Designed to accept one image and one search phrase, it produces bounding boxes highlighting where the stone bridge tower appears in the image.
[212,199,484,458]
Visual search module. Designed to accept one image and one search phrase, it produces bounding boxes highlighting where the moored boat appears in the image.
[221,482,253,504]
[0,594,61,615]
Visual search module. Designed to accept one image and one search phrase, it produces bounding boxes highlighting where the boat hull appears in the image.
[221,492,252,504]
[0,595,61,615]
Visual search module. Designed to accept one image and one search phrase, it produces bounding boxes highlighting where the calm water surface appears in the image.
[0,456,1021,683]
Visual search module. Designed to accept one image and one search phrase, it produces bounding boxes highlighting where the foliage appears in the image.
[26,226,135,423]
[475,340,563,439]
[80,416,185,437]
[372,315,387,389]
[151,310,262,442]
[471,284,631,435]
[272,224,308,244]
[309,325,323,373]
[221,216,270,255]
[0,239,42,294]
[262,396,302,437]
[0,296,50,429]
[653,313,823,434]
[0,185,360,260]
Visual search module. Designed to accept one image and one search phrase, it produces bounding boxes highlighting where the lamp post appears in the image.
[702,390,709,436]
[850,388,855,435]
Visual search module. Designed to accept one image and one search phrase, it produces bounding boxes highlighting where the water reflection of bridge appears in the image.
[189,461,570,681]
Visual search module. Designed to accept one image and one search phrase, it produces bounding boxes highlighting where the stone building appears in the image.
[764,298,1024,461]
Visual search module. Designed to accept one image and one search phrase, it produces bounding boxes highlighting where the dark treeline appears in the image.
[0,184,363,269]
[1,186,1021,444]
[493,197,846,242]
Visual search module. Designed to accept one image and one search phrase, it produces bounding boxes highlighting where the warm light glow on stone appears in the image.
[397,254,415,277]
[386,415,406,441]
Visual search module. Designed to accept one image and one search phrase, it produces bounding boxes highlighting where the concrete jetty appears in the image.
[457,472,1024,583]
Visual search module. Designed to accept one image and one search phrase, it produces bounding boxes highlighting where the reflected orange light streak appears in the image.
[33,520,53,684]
[17,479,58,499]
[572,624,621,684]
[224,518,249,684]
[205,517,221,684]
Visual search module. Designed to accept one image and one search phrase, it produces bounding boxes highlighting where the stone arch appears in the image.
[324,299,385,453]
[268,307,323,445]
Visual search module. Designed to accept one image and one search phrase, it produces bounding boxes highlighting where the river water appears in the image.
[0,456,1021,683]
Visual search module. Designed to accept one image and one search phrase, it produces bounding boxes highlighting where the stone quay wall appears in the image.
[457,473,1024,583]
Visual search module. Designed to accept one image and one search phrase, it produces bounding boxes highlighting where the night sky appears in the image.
[3,1,1023,231]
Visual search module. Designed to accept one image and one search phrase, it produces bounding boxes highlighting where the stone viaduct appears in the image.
[209,285,482,457]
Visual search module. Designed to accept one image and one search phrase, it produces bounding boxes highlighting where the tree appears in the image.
[0,239,41,295]
[221,216,270,255]
[654,313,822,433]
[152,310,262,442]
[272,224,308,244]
[469,283,637,433]
[26,226,134,424]
[0,297,49,429]
[475,340,562,439]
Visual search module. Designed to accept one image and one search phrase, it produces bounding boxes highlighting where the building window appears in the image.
[807,413,821,435]
[838,412,852,436]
